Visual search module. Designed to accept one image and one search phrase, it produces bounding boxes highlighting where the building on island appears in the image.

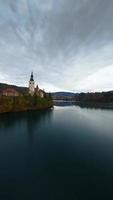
[2,88,20,97]
[29,72,45,98]
[29,72,35,96]
[35,85,45,98]
[1,72,45,98]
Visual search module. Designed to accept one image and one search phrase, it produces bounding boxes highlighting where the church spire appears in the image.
[29,72,35,96]
[30,71,34,81]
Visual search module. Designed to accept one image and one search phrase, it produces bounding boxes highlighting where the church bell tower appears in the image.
[29,72,35,96]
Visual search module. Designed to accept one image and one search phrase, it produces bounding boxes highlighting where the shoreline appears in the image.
[0,96,53,114]
[0,104,53,114]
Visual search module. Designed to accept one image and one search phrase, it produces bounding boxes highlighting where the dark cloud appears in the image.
[0,0,113,91]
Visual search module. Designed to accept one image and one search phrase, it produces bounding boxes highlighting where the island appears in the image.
[0,72,53,114]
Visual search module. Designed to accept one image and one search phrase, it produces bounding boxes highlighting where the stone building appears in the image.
[29,72,35,96]
[29,72,45,98]
[2,88,20,97]
[35,85,44,98]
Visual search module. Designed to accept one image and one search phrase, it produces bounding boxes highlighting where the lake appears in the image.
[0,103,113,200]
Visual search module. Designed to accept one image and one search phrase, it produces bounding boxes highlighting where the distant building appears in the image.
[0,72,45,98]
[38,89,45,98]
[29,72,44,98]
[35,85,45,98]
[29,72,35,96]
[2,88,20,97]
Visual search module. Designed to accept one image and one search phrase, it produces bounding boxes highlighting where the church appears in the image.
[1,72,45,97]
[29,72,45,98]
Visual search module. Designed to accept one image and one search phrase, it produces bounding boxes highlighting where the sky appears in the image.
[0,0,113,92]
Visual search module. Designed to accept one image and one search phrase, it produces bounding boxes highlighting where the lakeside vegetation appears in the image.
[0,94,53,114]
[51,91,113,103]
[75,91,113,103]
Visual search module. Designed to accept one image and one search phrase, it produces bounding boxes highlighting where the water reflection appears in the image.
[75,101,113,110]
[0,109,53,145]
[54,100,113,110]
[0,104,113,199]
[0,109,52,127]
[53,100,75,107]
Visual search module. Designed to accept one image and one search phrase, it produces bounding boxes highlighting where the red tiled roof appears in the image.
[2,88,19,94]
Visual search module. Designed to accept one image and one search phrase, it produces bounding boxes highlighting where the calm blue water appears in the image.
[0,104,113,200]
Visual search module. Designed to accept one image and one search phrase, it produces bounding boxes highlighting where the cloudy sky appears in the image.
[0,0,113,92]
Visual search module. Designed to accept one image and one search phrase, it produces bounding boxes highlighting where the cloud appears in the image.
[0,0,113,92]
[75,65,113,92]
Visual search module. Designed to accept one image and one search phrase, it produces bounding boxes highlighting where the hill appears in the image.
[75,91,113,103]
[51,92,75,100]
[0,83,28,94]
[51,91,113,102]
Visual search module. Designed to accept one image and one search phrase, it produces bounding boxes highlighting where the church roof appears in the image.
[30,72,34,81]
[2,88,20,95]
